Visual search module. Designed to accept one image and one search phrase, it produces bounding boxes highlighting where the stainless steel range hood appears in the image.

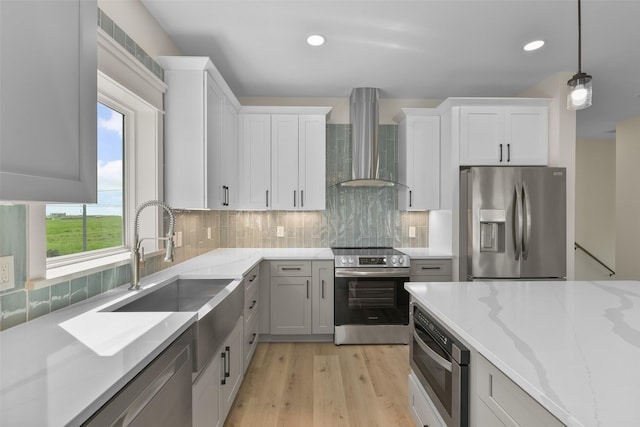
[337,87,404,188]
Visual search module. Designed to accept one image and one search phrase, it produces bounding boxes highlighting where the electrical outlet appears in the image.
[207,227,212,240]
[409,227,416,238]
[176,231,183,247]
[0,255,15,291]
[276,226,285,237]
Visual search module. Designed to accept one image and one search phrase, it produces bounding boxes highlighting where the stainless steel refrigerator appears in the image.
[460,167,566,280]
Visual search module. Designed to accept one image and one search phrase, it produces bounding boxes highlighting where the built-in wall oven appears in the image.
[333,247,410,345]
[411,302,470,427]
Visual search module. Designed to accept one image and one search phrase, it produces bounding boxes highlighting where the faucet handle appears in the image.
[139,247,145,264]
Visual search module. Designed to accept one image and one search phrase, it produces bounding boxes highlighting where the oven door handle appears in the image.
[413,330,453,371]
[335,268,410,278]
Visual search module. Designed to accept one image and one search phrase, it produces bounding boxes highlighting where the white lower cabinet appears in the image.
[193,317,243,427]
[474,353,564,427]
[409,372,445,427]
[243,266,260,373]
[269,260,334,336]
[410,259,452,283]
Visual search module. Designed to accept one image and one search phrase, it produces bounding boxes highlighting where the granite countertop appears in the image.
[0,247,334,427]
[405,280,640,427]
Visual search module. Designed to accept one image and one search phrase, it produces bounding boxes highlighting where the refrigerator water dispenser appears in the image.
[479,209,505,253]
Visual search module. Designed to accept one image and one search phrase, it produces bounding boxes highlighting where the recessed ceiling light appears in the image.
[523,40,545,51]
[306,34,326,47]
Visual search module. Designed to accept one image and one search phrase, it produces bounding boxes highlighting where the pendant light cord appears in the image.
[578,0,582,73]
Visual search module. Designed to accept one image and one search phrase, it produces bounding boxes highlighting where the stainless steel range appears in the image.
[332,247,411,345]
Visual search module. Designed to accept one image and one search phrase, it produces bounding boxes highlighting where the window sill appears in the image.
[28,252,131,290]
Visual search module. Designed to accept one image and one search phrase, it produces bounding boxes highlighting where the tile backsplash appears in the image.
[0,122,428,331]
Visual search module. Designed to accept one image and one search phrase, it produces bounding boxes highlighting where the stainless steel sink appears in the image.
[113,278,232,312]
[107,277,244,375]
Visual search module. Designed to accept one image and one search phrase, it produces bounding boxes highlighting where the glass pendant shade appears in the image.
[567,72,592,110]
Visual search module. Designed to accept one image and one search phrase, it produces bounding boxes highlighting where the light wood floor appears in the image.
[224,342,413,427]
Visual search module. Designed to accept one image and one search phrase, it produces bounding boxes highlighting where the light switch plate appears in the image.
[176,231,183,247]
[409,227,416,238]
[276,226,285,237]
[0,255,15,291]
[207,227,212,240]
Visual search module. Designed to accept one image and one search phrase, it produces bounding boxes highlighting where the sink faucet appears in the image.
[130,200,176,290]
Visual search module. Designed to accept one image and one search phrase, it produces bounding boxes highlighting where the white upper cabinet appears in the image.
[239,114,272,209]
[396,109,440,211]
[459,104,548,166]
[0,0,97,202]
[239,107,331,211]
[158,56,241,210]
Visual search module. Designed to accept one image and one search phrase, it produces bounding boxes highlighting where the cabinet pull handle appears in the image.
[249,333,257,345]
[301,190,304,207]
[321,279,325,299]
[282,267,301,271]
[507,143,511,162]
[225,346,231,378]
[421,266,441,270]
[266,190,269,207]
[499,144,503,162]
[226,186,230,206]
[249,274,257,282]
[293,190,297,207]
[249,300,257,309]
[307,280,310,299]
[409,190,412,207]
[221,351,227,385]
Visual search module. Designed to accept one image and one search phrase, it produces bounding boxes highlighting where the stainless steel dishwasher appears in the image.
[83,327,194,427]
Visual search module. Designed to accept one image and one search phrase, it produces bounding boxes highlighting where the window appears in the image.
[25,29,166,283]
[46,102,125,258]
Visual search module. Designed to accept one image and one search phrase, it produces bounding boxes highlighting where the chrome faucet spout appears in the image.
[130,200,176,290]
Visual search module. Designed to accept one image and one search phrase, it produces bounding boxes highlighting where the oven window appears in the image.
[348,280,396,308]
[412,325,453,417]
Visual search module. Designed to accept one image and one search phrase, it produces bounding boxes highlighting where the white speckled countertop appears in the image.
[0,248,337,427]
[405,280,640,427]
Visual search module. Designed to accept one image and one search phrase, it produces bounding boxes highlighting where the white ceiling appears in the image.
[141,0,640,140]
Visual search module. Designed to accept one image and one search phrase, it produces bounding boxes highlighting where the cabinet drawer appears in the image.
[410,259,452,277]
[244,265,260,294]
[409,372,445,427]
[270,261,311,276]
[243,313,259,374]
[244,281,259,322]
[476,354,564,427]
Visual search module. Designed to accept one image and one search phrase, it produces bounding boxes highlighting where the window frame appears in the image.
[46,94,130,268]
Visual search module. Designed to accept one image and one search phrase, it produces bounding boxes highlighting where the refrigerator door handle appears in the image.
[514,183,523,261]
[522,182,532,260]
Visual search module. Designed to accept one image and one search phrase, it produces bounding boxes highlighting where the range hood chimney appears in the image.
[338,87,402,187]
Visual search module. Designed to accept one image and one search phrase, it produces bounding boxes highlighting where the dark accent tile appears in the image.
[27,287,50,320]
[113,24,126,48]
[70,277,88,305]
[1,290,27,330]
[87,272,102,298]
[99,11,114,37]
[125,35,136,56]
[51,281,70,312]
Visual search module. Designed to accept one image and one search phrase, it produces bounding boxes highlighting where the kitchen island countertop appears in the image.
[405,280,640,427]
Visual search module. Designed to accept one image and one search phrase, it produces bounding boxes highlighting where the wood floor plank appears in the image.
[225,343,413,427]
[313,355,349,427]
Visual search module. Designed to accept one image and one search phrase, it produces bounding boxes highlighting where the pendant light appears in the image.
[567,0,592,110]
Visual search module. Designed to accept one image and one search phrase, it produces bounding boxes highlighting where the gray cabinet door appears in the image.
[270,276,312,334]
[1,0,97,202]
[312,261,334,334]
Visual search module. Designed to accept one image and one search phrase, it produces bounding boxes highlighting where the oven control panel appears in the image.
[335,255,410,268]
